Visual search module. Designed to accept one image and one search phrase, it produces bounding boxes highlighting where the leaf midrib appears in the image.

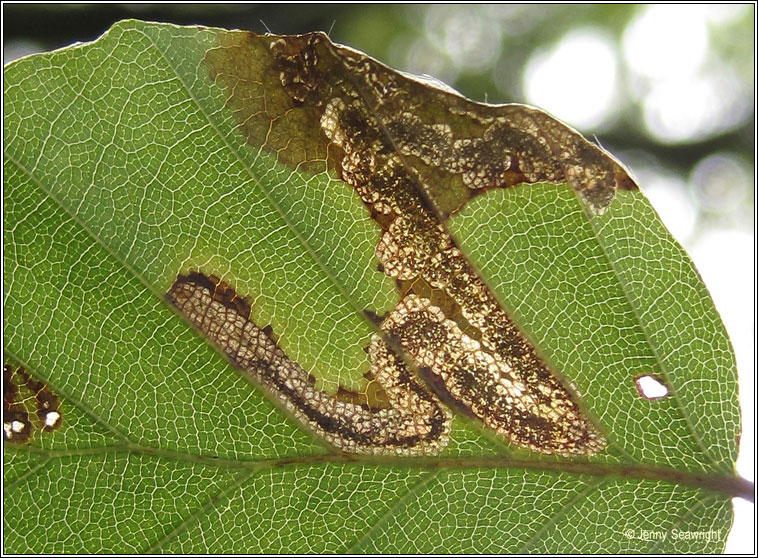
[5,440,752,501]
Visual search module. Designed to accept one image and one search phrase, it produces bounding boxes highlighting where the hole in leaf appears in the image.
[634,374,669,400]
[44,410,62,429]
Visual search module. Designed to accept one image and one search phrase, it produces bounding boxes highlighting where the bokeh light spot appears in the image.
[690,153,751,214]
[424,5,502,73]
[623,5,709,79]
[638,170,698,244]
[642,69,750,143]
[523,29,618,130]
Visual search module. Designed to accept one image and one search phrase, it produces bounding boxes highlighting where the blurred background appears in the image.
[4,4,754,552]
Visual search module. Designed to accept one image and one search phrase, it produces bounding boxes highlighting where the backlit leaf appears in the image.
[3,20,747,553]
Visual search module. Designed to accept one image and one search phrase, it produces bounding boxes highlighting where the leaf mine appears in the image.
[318,87,605,455]
[3,364,63,443]
[196,31,627,456]
[167,271,451,456]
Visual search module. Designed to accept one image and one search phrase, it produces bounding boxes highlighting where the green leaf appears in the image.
[3,20,747,553]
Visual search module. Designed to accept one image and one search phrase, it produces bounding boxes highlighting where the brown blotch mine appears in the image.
[4,364,62,443]
[204,30,637,218]
[199,32,620,456]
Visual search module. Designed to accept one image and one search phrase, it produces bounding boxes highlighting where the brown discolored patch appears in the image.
[382,296,605,456]
[4,365,32,443]
[318,89,607,454]
[204,31,636,217]
[167,271,451,455]
[362,309,386,326]
[4,364,62,443]
[201,32,621,456]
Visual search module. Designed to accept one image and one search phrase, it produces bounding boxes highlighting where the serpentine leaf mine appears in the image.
[170,31,641,456]
[168,272,450,455]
